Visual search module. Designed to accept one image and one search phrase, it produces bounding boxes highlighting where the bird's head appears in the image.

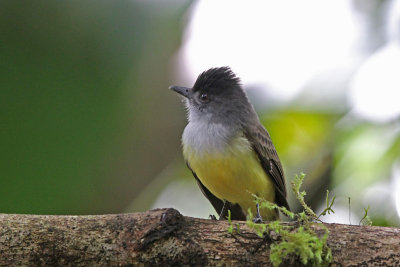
[169,66,256,125]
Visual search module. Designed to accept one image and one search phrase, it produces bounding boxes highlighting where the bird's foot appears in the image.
[252,203,264,223]
[209,214,217,220]
[252,215,264,224]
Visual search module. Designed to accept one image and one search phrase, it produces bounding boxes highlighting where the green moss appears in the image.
[227,209,241,234]
[226,173,373,265]
[359,206,372,226]
[269,226,331,266]
[227,210,233,234]
[240,173,333,266]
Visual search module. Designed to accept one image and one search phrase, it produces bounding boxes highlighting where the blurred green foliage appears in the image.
[0,1,190,214]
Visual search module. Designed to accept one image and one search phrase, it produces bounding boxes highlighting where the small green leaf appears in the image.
[359,206,373,226]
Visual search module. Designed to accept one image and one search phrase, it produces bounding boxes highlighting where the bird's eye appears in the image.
[199,93,209,103]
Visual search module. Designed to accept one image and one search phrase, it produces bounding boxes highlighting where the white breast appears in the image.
[182,120,251,156]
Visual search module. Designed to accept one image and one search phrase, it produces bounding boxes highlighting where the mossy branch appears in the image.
[0,209,400,266]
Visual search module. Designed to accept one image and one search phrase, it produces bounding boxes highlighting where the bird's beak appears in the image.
[169,85,192,99]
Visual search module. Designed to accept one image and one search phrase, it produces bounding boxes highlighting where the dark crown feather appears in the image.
[193,66,242,92]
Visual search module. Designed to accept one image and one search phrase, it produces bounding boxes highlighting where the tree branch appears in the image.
[0,208,399,266]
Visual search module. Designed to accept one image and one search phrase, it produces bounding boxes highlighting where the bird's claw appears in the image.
[252,215,264,224]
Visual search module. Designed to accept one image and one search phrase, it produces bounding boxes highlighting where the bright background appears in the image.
[1,0,399,226]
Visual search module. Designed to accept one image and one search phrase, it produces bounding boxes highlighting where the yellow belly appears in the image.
[184,137,277,220]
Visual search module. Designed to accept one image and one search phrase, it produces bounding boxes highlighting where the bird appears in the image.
[169,66,289,221]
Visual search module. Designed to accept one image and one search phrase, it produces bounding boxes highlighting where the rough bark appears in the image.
[0,208,399,266]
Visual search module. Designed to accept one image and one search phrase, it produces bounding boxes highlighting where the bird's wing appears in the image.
[186,162,247,220]
[243,124,290,210]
